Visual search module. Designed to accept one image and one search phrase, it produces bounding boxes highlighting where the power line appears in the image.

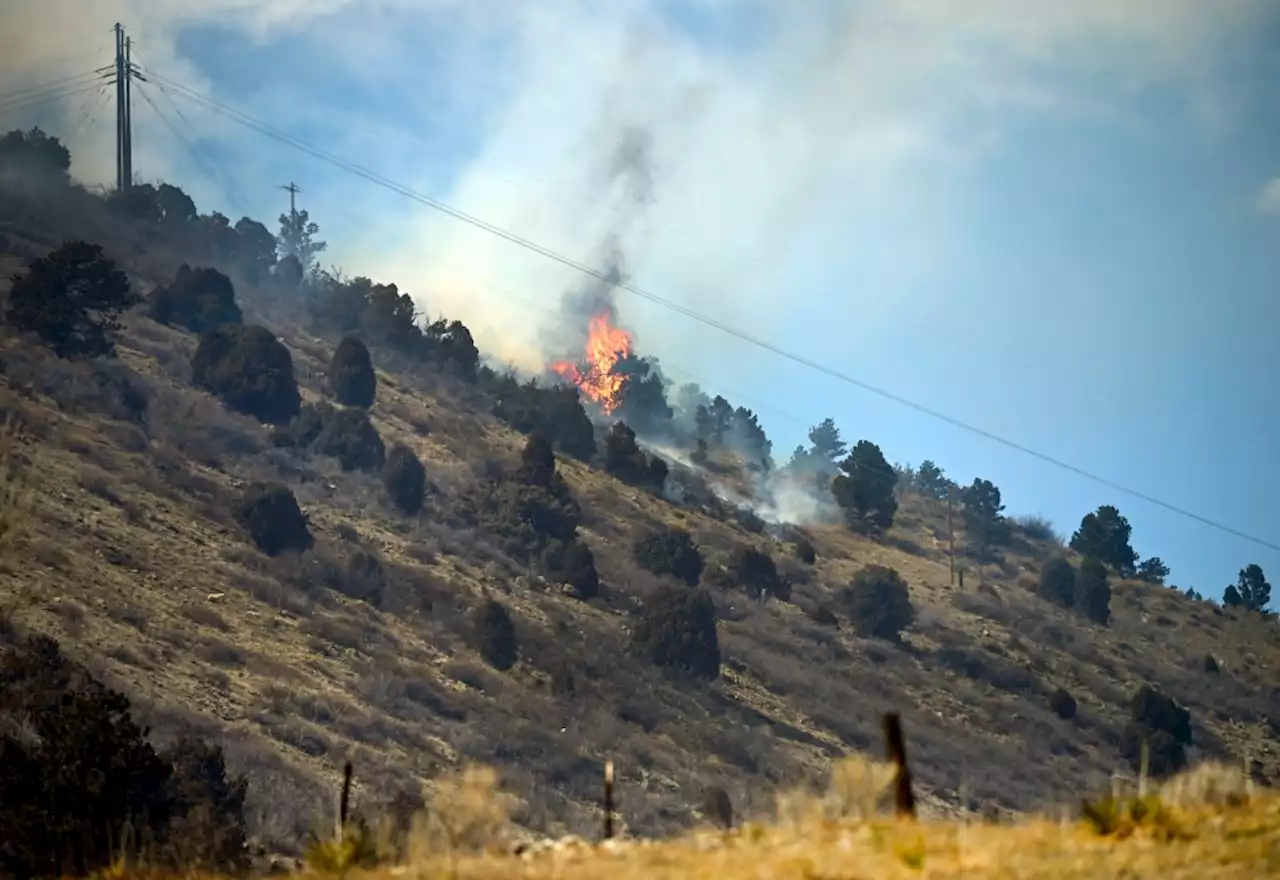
[138,65,1280,555]
[0,81,110,123]
[132,81,250,215]
[0,69,108,107]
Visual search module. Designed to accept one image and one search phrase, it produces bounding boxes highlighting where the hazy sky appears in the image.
[3,0,1279,601]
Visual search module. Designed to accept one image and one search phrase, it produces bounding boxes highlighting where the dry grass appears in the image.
[271,759,1279,880]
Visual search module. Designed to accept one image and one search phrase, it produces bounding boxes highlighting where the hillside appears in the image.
[0,157,1277,864]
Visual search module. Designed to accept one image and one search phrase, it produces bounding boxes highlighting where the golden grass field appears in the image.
[0,209,1277,875]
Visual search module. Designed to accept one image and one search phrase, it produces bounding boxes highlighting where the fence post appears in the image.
[603,759,615,840]
[882,713,916,818]
[338,761,354,837]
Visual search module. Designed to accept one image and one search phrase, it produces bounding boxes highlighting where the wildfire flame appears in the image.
[550,312,634,414]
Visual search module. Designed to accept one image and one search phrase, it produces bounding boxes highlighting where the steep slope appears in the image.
[0,212,1276,857]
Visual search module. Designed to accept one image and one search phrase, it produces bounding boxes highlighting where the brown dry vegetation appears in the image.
[0,206,1277,865]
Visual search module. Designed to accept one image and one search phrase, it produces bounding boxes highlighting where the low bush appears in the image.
[632,585,720,679]
[191,324,301,424]
[633,527,704,587]
[839,564,915,642]
[234,481,312,556]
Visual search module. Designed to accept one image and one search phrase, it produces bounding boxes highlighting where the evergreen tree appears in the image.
[1070,505,1138,576]
[7,241,139,359]
[1135,557,1170,585]
[962,477,1009,552]
[277,207,327,273]
[1223,563,1271,613]
[914,460,947,501]
[807,417,847,463]
[831,440,898,532]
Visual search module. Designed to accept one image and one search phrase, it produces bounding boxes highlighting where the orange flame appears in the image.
[550,312,634,414]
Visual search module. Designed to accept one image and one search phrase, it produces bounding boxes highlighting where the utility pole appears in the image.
[279,181,302,262]
[281,181,301,223]
[124,36,134,187]
[114,23,126,191]
[947,482,955,586]
[113,23,133,191]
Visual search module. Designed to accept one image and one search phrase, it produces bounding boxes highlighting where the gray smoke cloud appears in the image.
[541,123,658,366]
[0,0,1269,381]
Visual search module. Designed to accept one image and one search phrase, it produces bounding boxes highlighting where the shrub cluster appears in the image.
[148,264,242,333]
[725,545,790,603]
[234,481,312,556]
[1120,684,1192,778]
[461,433,600,599]
[1035,554,1111,625]
[485,374,597,462]
[633,527,704,587]
[0,635,248,878]
[383,442,427,515]
[471,597,518,671]
[191,324,301,424]
[274,401,386,472]
[328,336,377,408]
[838,564,915,642]
[631,584,721,679]
[602,421,668,491]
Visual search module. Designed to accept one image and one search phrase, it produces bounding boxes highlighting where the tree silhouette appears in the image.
[328,336,377,408]
[633,527,704,586]
[7,241,139,359]
[0,126,71,185]
[1223,563,1271,613]
[1077,556,1111,625]
[277,207,327,272]
[148,264,242,333]
[632,585,720,679]
[232,217,277,281]
[383,443,427,515]
[1135,557,1170,585]
[1037,555,1076,608]
[191,324,301,424]
[1069,505,1137,576]
[472,598,518,671]
[807,417,847,463]
[839,564,915,642]
[962,477,1009,553]
[914,460,947,501]
[831,440,898,532]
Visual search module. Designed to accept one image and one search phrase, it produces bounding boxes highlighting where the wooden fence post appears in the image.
[338,761,354,837]
[603,759,615,840]
[882,713,916,818]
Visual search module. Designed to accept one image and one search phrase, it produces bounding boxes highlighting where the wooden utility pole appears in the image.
[947,483,955,586]
[123,35,134,187]
[113,23,128,191]
[281,181,301,223]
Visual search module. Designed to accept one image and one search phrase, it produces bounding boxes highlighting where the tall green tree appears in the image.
[277,207,327,273]
[1070,504,1138,576]
[7,241,139,359]
[807,417,847,463]
[831,439,898,532]
[1223,564,1271,613]
[962,477,1009,552]
[1135,557,1170,585]
[914,460,947,501]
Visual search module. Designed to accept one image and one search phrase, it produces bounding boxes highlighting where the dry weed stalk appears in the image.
[405,764,515,871]
[775,754,898,826]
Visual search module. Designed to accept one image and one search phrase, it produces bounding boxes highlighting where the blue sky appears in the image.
[4,0,1280,601]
